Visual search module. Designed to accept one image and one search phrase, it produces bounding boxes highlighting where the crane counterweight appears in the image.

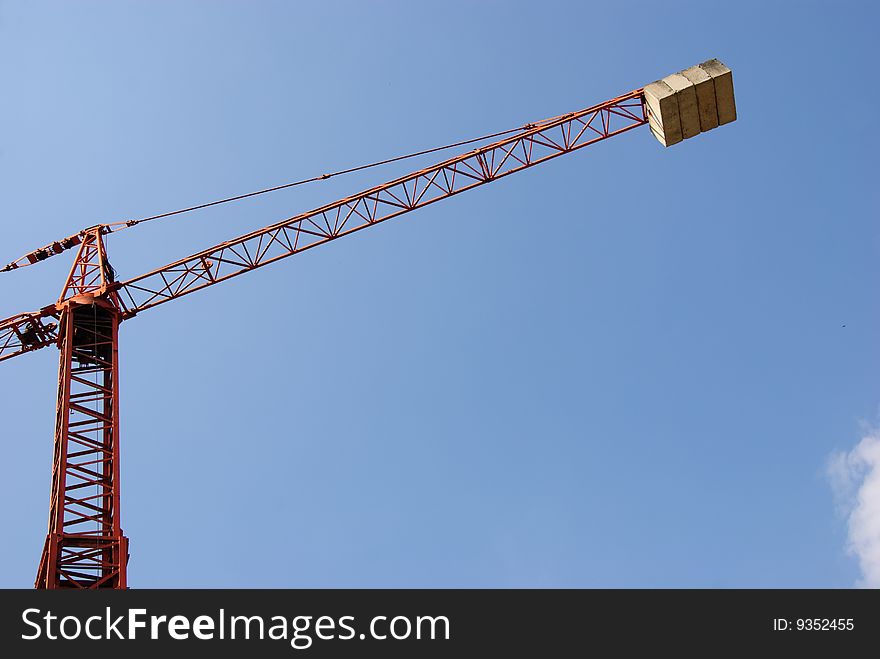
[643,58,736,147]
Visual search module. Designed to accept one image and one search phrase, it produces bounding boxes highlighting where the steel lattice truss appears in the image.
[32,231,127,588]
[115,91,646,317]
[0,311,58,362]
[0,90,646,364]
[34,301,127,588]
[59,234,111,300]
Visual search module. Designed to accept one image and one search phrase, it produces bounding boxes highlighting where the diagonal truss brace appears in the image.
[35,229,128,589]
[0,91,647,363]
[115,91,647,316]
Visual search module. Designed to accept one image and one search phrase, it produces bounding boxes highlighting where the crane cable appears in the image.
[2,111,573,273]
[118,123,545,229]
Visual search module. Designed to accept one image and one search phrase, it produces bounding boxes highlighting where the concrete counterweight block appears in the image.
[662,73,701,139]
[699,59,736,125]
[681,65,719,132]
[644,58,736,147]
[643,80,682,147]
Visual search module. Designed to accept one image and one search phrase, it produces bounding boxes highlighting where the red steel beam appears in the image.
[115,90,646,317]
[35,230,128,589]
[0,90,647,363]
[0,310,59,363]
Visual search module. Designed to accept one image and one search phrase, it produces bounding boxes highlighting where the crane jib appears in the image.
[0,59,737,370]
[0,90,651,364]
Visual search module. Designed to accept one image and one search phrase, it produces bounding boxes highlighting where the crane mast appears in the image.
[0,60,736,588]
[35,230,127,588]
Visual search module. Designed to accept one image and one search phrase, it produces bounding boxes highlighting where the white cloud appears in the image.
[828,429,880,588]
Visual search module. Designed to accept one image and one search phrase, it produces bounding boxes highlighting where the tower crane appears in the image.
[0,60,736,589]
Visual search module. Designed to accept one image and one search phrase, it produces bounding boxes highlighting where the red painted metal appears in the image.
[0,90,647,365]
[35,229,128,588]
[0,88,650,588]
[115,91,646,316]
[0,310,58,361]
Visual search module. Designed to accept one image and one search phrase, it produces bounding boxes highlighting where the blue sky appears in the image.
[1,1,877,588]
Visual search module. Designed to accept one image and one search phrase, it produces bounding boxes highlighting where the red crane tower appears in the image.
[0,60,736,589]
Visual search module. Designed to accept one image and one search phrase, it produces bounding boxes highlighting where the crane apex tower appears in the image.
[644,59,736,147]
